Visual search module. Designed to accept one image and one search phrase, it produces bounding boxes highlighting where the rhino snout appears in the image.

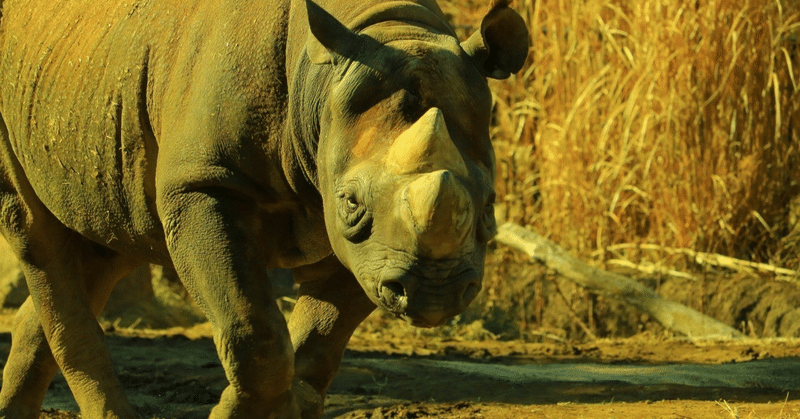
[378,267,481,328]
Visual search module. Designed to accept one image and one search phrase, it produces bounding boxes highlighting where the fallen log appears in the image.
[604,243,800,284]
[495,223,743,339]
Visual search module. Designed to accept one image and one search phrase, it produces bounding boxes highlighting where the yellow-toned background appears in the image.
[440,0,800,340]
[1,0,798,342]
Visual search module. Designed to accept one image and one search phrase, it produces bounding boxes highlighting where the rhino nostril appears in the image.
[379,279,409,313]
[383,280,406,297]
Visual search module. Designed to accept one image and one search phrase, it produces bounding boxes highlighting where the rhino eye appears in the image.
[339,192,364,223]
[478,192,497,242]
[337,184,372,243]
[345,196,359,213]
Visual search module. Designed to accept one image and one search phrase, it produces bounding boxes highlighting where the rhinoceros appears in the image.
[0,0,528,417]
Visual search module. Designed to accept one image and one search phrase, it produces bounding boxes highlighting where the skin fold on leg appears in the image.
[0,117,142,418]
[289,259,376,419]
[0,298,59,419]
[1,232,143,419]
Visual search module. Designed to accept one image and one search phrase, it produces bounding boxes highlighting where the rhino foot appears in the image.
[294,379,324,419]
[209,387,300,419]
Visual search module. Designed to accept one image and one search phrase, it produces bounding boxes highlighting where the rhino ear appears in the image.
[305,0,361,64]
[461,0,529,79]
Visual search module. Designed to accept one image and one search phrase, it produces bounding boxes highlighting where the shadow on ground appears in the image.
[0,333,797,418]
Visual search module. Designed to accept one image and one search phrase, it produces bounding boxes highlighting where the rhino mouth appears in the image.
[373,262,481,328]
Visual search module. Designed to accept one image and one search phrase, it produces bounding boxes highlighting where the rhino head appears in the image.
[304,0,528,327]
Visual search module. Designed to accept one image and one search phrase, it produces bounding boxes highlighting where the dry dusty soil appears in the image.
[0,314,798,419]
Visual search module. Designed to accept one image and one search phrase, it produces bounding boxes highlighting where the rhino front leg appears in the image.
[158,187,300,419]
[289,259,376,419]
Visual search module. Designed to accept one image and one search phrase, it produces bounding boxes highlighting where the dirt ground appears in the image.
[0,311,797,419]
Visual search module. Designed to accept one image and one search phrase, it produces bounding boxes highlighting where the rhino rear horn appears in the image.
[461,0,529,79]
[385,108,468,177]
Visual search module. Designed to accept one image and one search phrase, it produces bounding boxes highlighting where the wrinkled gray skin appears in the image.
[0,0,528,417]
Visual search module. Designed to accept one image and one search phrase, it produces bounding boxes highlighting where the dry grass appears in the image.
[442,0,800,340]
[489,0,799,263]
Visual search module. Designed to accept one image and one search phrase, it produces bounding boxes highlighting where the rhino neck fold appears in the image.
[282,54,333,203]
[346,1,455,37]
[302,0,454,40]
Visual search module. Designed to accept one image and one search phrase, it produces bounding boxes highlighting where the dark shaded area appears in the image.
[0,333,796,419]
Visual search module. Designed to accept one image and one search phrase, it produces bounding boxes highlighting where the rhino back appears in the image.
[0,0,293,261]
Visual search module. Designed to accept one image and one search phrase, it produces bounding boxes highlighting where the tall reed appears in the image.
[459,0,800,266]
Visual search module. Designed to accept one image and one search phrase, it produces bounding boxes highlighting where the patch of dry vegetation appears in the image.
[489,0,799,264]
[442,0,800,340]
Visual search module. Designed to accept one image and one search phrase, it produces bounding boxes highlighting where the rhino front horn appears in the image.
[386,108,468,177]
[402,170,474,259]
